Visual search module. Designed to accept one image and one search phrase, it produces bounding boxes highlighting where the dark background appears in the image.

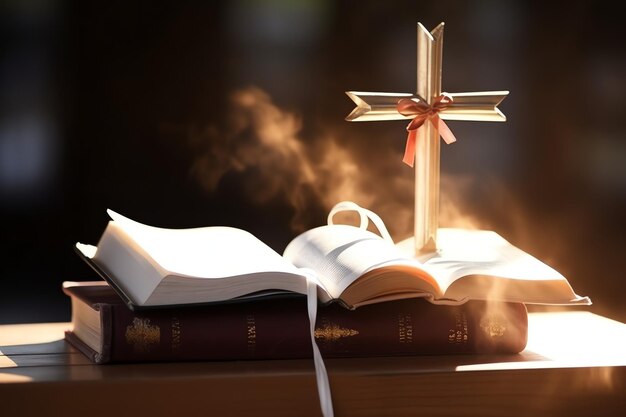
[1,0,625,324]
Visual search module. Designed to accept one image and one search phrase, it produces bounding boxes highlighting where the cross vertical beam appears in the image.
[345,22,508,256]
[414,23,445,253]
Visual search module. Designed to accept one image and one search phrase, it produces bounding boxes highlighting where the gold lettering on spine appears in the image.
[448,312,469,345]
[480,314,507,338]
[125,317,160,353]
[246,314,257,352]
[171,317,181,351]
[314,321,359,342]
[398,313,413,344]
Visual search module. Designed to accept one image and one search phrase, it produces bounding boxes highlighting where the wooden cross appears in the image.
[346,22,508,255]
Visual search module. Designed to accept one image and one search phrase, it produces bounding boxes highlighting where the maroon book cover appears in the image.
[63,282,528,364]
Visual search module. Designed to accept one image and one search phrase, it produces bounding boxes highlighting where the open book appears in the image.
[75,201,590,309]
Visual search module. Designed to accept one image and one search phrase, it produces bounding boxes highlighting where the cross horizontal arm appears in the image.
[345,92,415,122]
[441,91,508,121]
[345,90,509,122]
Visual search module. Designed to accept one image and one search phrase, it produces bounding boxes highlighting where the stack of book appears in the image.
[66,205,589,364]
[64,282,529,363]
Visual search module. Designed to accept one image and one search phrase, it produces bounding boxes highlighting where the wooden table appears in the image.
[1,311,625,417]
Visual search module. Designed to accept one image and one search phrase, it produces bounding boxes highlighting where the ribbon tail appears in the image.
[402,129,417,167]
[434,116,457,144]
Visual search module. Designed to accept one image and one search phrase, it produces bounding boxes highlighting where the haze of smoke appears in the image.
[188,87,491,239]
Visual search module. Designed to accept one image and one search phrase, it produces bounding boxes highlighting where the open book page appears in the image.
[283,224,440,301]
[290,201,590,306]
[397,228,591,305]
[78,210,311,306]
[107,210,302,279]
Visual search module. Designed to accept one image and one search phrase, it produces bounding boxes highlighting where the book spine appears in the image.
[92,298,527,363]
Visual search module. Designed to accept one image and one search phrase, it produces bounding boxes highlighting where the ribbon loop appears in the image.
[396,93,457,167]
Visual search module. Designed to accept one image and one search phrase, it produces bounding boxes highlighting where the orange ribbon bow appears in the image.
[396,93,457,167]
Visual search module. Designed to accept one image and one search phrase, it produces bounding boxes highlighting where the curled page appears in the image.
[328,200,394,244]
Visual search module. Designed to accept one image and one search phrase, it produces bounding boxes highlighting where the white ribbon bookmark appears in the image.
[305,274,334,417]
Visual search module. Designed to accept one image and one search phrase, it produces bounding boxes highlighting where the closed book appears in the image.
[63,281,528,364]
